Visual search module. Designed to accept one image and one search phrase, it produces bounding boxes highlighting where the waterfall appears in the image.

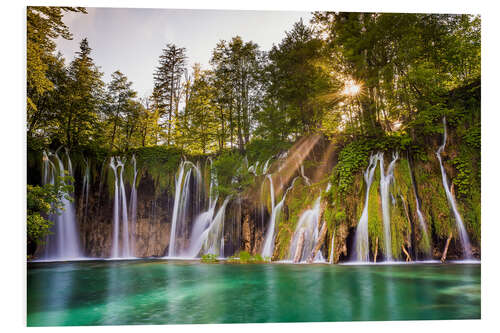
[129,155,138,256]
[109,157,132,258]
[262,158,272,174]
[352,153,379,262]
[261,176,299,258]
[191,197,230,257]
[168,160,196,257]
[407,159,430,255]
[288,196,323,262]
[379,151,398,261]
[41,150,82,260]
[436,117,472,258]
[110,157,120,258]
[118,159,131,257]
[186,160,219,257]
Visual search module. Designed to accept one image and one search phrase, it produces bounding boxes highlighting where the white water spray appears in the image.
[129,155,138,256]
[288,196,323,262]
[352,153,379,262]
[379,151,398,261]
[261,176,299,257]
[41,150,82,259]
[436,117,472,258]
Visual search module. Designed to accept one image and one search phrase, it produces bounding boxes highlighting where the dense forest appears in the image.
[27,7,480,262]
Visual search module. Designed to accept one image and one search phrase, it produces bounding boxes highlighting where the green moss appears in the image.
[367,168,383,256]
[227,251,269,263]
[131,146,183,197]
[201,253,218,263]
[274,178,318,260]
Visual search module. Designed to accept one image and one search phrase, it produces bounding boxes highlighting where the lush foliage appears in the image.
[227,251,268,263]
[27,176,73,249]
[200,253,218,263]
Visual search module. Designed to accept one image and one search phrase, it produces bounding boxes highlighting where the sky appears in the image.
[56,7,312,98]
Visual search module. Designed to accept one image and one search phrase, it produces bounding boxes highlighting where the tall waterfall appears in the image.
[436,117,472,258]
[129,155,138,256]
[379,151,398,261]
[261,176,299,258]
[167,160,198,257]
[41,150,82,260]
[186,160,220,257]
[109,157,132,258]
[352,154,379,262]
[288,196,323,262]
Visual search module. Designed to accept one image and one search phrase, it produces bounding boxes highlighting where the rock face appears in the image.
[71,173,268,259]
[77,175,173,258]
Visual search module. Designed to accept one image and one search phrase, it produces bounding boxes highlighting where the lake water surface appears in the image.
[27,260,480,326]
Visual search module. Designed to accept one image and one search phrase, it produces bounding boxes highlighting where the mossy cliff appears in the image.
[27,81,480,261]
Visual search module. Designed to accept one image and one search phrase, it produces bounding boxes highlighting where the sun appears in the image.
[342,79,362,97]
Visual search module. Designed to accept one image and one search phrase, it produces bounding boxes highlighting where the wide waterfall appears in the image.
[379,151,398,261]
[41,150,82,260]
[261,176,299,258]
[352,153,379,262]
[109,157,133,258]
[436,117,472,258]
[288,196,324,263]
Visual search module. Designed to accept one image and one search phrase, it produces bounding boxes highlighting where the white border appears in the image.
[2,0,499,332]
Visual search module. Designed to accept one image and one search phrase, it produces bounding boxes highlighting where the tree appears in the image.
[210,36,262,152]
[311,12,481,137]
[258,19,334,140]
[153,44,187,145]
[27,6,87,136]
[106,70,137,149]
[62,38,105,148]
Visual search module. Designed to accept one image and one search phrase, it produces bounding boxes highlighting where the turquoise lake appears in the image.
[27,260,480,326]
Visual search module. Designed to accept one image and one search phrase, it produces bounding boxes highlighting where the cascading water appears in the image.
[41,150,82,260]
[186,159,219,257]
[118,159,131,257]
[167,160,197,257]
[352,153,380,262]
[110,157,120,258]
[193,197,231,257]
[262,158,272,175]
[261,176,299,258]
[379,151,398,261]
[288,196,323,263]
[129,155,138,256]
[109,157,132,258]
[436,117,472,258]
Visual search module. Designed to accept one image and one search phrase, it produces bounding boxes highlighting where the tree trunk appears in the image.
[308,222,328,263]
[374,237,379,263]
[402,244,412,262]
[293,230,305,263]
[441,232,453,263]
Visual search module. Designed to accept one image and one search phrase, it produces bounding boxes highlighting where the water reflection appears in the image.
[27,262,481,326]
